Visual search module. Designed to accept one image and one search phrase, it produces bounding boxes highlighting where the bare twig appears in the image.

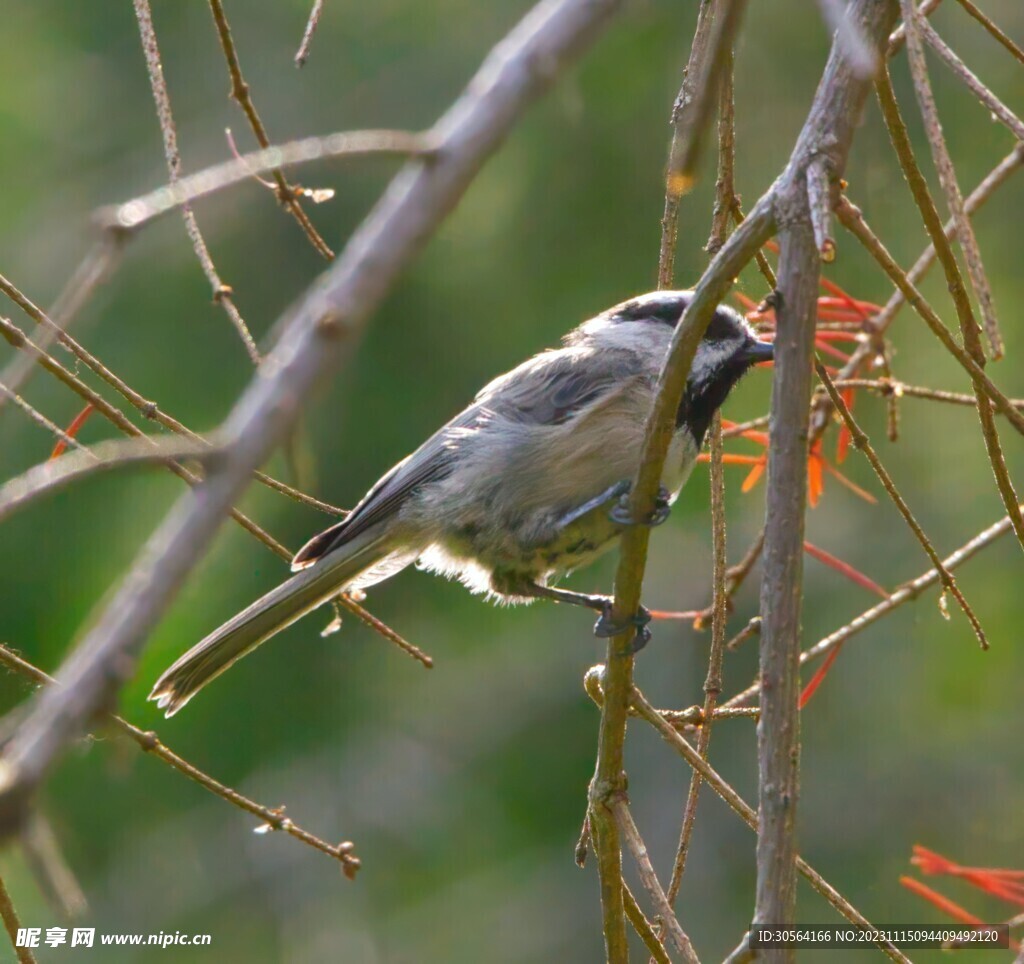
[610,798,699,963]
[952,0,1024,66]
[207,0,335,260]
[826,378,1024,410]
[726,615,762,651]
[0,873,35,964]
[750,5,899,952]
[833,198,1024,437]
[815,359,987,648]
[133,0,261,365]
[806,155,837,262]
[0,437,214,525]
[0,272,346,515]
[665,0,749,205]
[755,217,816,957]
[0,643,360,877]
[898,0,1001,358]
[104,130,426,234]
[722,504,1024,711]
[918,18,1024,140]
[706,49,737,256]
[295,0,326,67]
[0,237,121,410]
[887,0,942,55]
[659,0,749,285]
[628,683,911,963]
[666,412,727,901]
[0,382,91,458]
[0,0,627,837]
[591,191,776,963]
[872,144,1024,331]
[622,884,672,964]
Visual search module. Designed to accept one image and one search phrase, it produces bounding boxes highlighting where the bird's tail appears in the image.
[149,531,395,716]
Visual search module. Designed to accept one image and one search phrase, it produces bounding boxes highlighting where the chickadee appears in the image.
[150,291,772,715]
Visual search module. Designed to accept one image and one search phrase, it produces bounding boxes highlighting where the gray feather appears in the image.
[149,529,393,715]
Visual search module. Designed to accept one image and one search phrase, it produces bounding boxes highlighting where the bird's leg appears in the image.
[554,480,672,531]
[607,483,673,528]
[554,480,631,530]
[506,579,652,652]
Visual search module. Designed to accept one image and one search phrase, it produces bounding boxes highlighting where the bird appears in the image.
[150,290,773,715]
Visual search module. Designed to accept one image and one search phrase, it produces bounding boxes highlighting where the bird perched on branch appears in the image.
[150,291,772,715]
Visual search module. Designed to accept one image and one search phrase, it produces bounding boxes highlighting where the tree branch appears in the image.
[0,0,625,834]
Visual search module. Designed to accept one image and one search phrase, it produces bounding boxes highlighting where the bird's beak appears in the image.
[741,338,774,363]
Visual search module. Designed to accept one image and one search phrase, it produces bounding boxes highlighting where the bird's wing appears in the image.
[477,347,645,425]
[292,348,645,569]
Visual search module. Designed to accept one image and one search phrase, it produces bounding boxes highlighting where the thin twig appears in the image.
[837,198,1024,552]
[133,0,261,365]
[0,382,91,458]
[952,0,1024,66]
[872,145,1024,331]
[0,437,214,525]
[826,377,1024,410]
[0,237,121,410]
[665,0,749,206]
[667,412,727,902]
[726,615,762,651]
[722,504,1023,710]
[833,198,1024,437]
[295,0,326,67]
[622,883,672,964]
[898,0,1001,357]
[918,18,1024,140]
[207,0,334,260]
[628,683,911,963]
[0,272,347,515]
[815,359,987,648]
[887,0,942,55]
[104,130,426,235]
[0,0,627,841]
[0,643,360,877]
[0,873,35,964]
[706,48,737,256]
[659,0,749,286]
[611,798,699,963]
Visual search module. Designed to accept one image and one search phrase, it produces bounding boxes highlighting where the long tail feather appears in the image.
[149,532,391,716]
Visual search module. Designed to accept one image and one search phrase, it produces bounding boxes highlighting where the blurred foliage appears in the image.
[1,0,1023,961]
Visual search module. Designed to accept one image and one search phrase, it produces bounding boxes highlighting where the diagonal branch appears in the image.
[0,0,626,836]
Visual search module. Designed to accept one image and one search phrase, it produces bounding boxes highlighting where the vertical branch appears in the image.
[666,411,727,901]
[706,50,737,256]
[754,218,818,954]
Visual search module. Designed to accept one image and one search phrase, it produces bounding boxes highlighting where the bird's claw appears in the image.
[594,602,652,652]
[608,485,672,528]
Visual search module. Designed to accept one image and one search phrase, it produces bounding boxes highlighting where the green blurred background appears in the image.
[1,0,1022,960]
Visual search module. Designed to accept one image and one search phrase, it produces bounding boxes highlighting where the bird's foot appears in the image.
[594,601,652,652]
[608,484,672,528]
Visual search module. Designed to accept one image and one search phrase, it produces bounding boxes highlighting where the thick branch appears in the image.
[0,0,625,833]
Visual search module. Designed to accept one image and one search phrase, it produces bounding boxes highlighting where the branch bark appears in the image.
[0,0,625,834]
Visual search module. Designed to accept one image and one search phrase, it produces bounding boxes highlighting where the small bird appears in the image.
[150,291,772,715]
